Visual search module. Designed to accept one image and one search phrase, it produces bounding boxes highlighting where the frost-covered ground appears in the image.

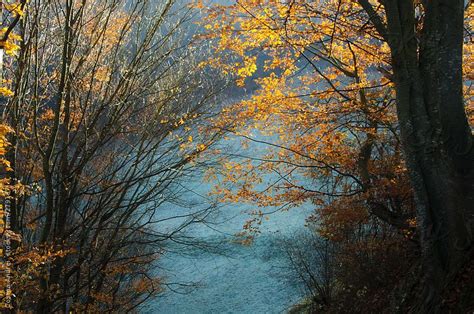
[143,126,313,314]
[145,201,311,314]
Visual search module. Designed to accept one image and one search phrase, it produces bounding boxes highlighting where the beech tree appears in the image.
[201,0,473,310]
[355,1,473,309]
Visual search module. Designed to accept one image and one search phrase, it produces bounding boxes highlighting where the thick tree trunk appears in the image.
[382,0,474,311]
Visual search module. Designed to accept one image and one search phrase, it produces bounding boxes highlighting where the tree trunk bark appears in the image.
[382,0,474,311]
